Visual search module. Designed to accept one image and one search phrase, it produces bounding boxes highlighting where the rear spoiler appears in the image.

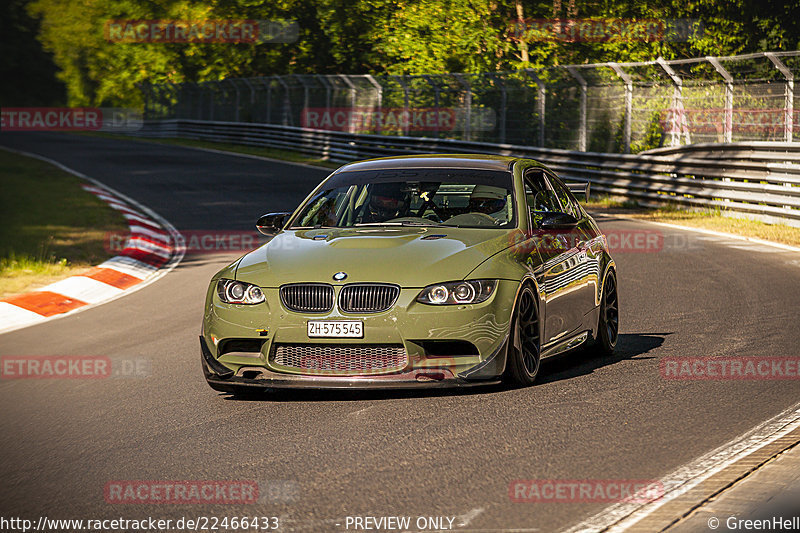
[567,181,590,201]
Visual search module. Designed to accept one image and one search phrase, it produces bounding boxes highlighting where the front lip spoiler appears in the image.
[200,335,234,379]
[200,336,499,390]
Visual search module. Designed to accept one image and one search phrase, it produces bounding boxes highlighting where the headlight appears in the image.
[416,280,497,305]
[216,279,266,305]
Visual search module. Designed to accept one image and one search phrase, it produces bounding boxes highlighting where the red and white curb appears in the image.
[0,147,185,335]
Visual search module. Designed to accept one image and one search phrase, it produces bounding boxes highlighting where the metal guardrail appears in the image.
[132,119,800,227]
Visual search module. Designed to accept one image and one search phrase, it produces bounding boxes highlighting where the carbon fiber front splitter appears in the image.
[200,336,501,390]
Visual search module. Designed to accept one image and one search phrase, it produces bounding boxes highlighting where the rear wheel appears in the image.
[505,284,541,386]
[594,269,619,355]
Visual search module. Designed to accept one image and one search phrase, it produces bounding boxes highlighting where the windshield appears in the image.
[290,168,515,229]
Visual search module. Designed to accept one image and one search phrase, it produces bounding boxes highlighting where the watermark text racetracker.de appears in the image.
[1,108,141,132]
[509,479,664,503]
[509,18,703,43]
[510,228,702,256]
[300,106,496,133]
[661,108,800,135]
[104,479,298,505]
[661,357,800,380]
[104,19,298,43]
[105,230,272,256]
[1,356,150,379]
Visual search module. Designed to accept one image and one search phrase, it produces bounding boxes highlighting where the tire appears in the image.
[504,284,542,386]
[593,269,619,356]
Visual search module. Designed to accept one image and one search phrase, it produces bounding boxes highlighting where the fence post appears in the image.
[241,78,255,122]
[454,74,472,141]
[524,69,546,147]
[188,82,201,121]
[765,52,794,143]
[177,82,188,119]
[422,75,442,137]
[338,75,358,133]
[706,56,734,143]
[204,82,214,121]
[364,74,382,135]
[217,82,232,121]
[256,77,272,124]
[765,53,795,205]
[487,73,507,144]
[227,80,241,122]
[293,75,314,128]
[317,75,332,110]
[391,75,411,137]
[656,57,689,147]
[566,66,587,151]
[609,63,632,153]
[274,76,291,126]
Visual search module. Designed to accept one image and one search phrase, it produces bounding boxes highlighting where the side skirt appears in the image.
[541,330,589,360]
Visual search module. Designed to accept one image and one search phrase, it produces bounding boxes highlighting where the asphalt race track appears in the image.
[1,132,799,531]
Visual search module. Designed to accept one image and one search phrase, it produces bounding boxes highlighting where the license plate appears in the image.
[307,320,363,338]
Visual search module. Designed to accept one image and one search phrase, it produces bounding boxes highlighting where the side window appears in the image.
[547,174,580,219]
[524,172,560,212]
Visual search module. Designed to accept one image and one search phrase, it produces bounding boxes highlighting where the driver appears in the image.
[361,182,410,223]
[468,185,507,217]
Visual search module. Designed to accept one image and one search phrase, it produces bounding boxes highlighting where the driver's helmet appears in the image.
[366,182,409,221]
[469,185,507,215]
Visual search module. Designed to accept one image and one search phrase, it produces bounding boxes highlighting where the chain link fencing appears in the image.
[141,50,800,154]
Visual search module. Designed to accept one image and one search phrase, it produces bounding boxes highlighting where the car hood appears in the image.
[235,226,517,288]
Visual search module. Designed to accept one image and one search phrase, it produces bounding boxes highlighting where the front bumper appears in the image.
[200,280,518,390]
[201,336,504,389]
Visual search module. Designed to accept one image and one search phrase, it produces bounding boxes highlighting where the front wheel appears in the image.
[593,269,619,355]
[505,284,541,386]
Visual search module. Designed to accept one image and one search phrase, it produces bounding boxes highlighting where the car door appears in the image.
[524,170,585,346]
[546,172,603,333]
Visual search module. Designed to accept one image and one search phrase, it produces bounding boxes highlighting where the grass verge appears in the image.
[79,132,341,169]
[0,149,128,298]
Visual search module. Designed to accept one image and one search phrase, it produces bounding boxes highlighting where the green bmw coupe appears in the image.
[201,154,618,392]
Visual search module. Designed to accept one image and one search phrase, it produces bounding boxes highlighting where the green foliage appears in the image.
[19,0,800,107]
[631,111,666,153]
[1,0,66,105]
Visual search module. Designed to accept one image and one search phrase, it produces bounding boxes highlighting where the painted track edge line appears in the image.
[0,145,186,335]
[560,401,800,533]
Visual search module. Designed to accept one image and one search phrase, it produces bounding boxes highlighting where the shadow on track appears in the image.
[535,331,670,385]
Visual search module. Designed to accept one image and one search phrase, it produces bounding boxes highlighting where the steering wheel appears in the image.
[532,190,553,212]
[416,199,444,222]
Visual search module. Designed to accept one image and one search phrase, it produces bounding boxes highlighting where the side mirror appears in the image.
[567,181,590,201]
[539,211,579,230]
[256,212,291,235]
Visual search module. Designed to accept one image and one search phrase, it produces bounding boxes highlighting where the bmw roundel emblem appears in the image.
[333,271,348,281]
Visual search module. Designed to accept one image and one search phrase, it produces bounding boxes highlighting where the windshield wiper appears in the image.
[354,221,445,227]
